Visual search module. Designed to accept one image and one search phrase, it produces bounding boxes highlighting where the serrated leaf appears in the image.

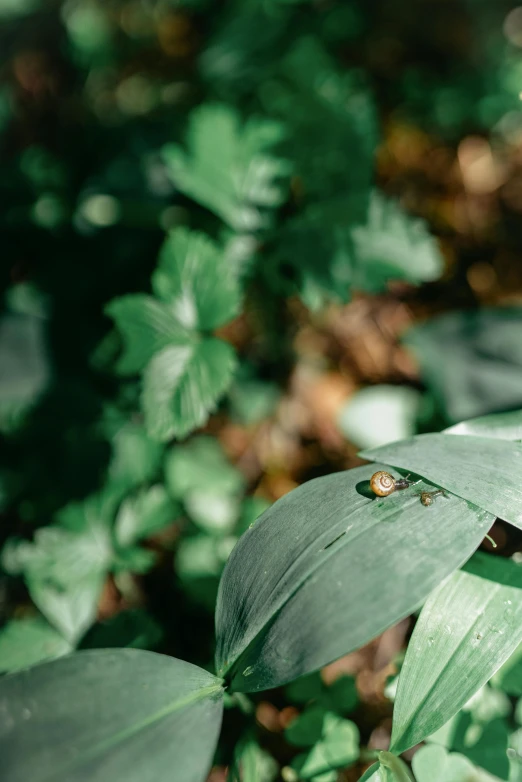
[142,338,237,441]
[0,618,72,673]
[163,104,290,232]
[106,295,192,375]
[403,308,522,423]
[115,485,178,547]
[390,554,522,754]
[215,463,494,693]
[152,227,241,330]
[351,192,443,292]
[0,650,224,782]
[360,432,522,529]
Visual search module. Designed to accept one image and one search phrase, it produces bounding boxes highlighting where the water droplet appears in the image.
[427,637,435,646]
[21,708,31,720]
[444,624,453,635]
[242,666,254,677]
[504,599,513,606]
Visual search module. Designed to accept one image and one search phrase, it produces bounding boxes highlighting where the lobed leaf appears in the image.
[142,338,237,441]
[152,227,241,331]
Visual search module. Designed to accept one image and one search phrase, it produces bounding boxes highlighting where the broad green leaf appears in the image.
[106,295,192,375]
[152,227,241,330]
[390,554,522,754]
[411,745,484,782]
[215,463,494,692]
[361,432,522,529]
[0,618,72,673]
[338,385,423,449]
[115,485,178,546]
[0,650,224,782]
[445,409,522,441]
[163,104,290,232]
[165,435,245,499]
[378,752,414,782]
[350,192,443,291]
[357,763,380,782]
[403,308,522,423]
[142,337,237,441]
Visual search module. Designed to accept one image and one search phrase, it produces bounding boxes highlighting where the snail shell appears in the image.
[370,471,396,497]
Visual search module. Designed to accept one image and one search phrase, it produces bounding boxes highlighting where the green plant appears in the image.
[2,408,522,781]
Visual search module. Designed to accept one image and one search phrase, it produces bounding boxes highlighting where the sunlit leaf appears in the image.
[445,409,522,441]
[338,385,423,449]
[411,745,483,782]
[0,650,224,782]
[114,485,178,546]
[215,464,493,692]
[361,432,522,529]
[152,227,241,330]
[163,104,291,231]
[142,338,237,441]
[106,295,192,375]
[350,192,443,291]
[390,554,522,754]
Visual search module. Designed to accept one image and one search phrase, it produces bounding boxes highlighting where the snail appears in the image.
[370,471,416,497]
[419,489,447,506]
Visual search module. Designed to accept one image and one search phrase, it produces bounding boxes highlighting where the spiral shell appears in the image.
[370,471,396,497]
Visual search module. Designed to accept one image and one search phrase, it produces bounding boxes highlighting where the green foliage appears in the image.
[215,462,493,692]
[163,104,291,233]
[1,1,522,781]
[361,433,522,530]
[391,554,522,754]
[0,650,224,782]
[403,309,522,424]
[108,227,240,441]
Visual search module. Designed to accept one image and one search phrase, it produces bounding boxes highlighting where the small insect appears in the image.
[370,471,417,497]
[419,489,447,506]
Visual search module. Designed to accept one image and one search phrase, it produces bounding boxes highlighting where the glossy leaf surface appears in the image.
[361,433,522,529]
[0,649,224,782]
[391,554,522,753]
[215,464,494,692]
